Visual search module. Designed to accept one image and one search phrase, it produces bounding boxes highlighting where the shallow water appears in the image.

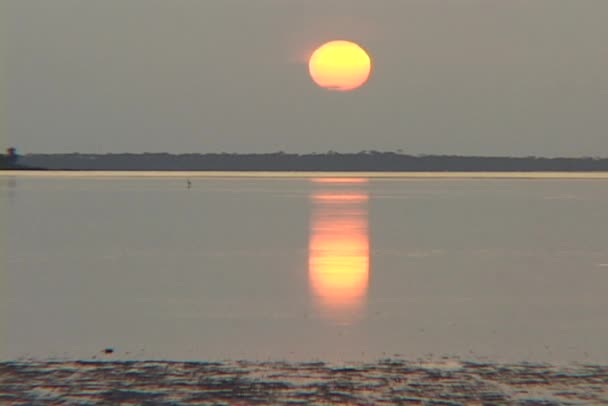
[1,172,608,363]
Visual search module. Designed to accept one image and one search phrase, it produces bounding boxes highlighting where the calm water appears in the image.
[1,172,607,363]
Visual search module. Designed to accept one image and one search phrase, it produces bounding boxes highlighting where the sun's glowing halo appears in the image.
[308,40,372,91]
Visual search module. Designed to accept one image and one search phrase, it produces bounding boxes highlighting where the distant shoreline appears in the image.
[0,166,46,171]
[2,170,608,180]
[7,152,608,172]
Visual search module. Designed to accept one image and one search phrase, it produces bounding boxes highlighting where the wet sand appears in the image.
[1,359,606,405]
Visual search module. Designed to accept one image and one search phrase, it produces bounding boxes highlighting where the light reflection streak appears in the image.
[308,178,370,324]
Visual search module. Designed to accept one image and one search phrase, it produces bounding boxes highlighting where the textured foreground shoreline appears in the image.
[1,360,607,405]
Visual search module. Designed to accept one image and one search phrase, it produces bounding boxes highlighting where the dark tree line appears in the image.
[13,151,608,171]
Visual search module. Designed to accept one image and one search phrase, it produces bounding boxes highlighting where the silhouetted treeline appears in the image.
[15,152,608,171]
[0,156,12,169]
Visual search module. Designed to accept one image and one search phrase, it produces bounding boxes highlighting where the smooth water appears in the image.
[1,172,607,362]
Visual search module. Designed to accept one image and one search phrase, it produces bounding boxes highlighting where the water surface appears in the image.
[1,172,607,362]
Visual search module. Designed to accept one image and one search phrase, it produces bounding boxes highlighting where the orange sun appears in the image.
[308,40,372,91]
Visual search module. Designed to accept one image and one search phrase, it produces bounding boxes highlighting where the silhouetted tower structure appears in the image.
[6,147,18,166]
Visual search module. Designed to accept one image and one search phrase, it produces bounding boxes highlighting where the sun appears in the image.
[308,40,372,91]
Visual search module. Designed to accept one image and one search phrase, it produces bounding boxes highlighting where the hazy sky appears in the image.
[4,0,608,156]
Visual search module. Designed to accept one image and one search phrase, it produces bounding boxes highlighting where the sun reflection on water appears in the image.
[309,178,369,324]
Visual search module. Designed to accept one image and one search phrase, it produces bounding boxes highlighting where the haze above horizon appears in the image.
[5,0,608,156]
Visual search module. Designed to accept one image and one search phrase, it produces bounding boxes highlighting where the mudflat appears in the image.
[1,359,607,404]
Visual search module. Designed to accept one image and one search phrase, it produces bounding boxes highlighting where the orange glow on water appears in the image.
[312,193,368,203]
[309,180,370,324]
[311,178,368,184]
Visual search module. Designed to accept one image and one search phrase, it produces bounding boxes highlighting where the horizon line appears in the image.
[8,151,608,160]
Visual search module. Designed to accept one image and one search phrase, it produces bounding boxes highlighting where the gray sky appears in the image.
[4,0,608,156]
